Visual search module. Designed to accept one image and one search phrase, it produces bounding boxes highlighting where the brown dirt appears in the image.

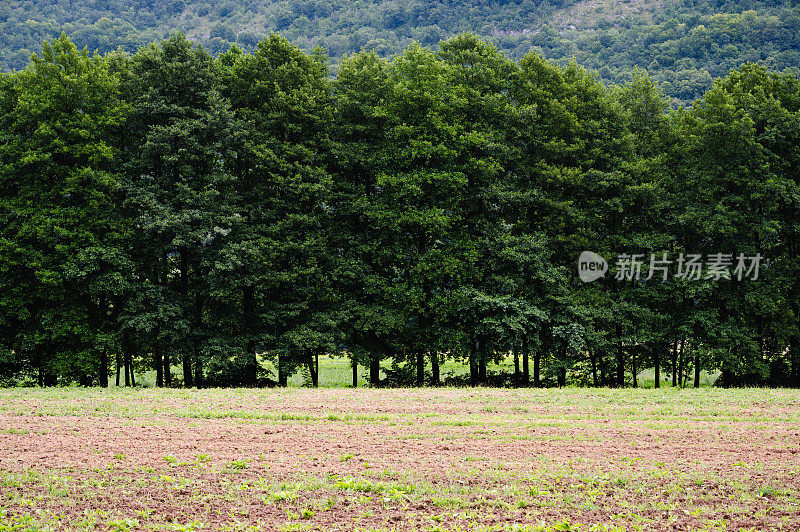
[0,388,799,531]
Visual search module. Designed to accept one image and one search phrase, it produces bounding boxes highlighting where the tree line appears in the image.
[3,0,800,106]
[2,32,800,388]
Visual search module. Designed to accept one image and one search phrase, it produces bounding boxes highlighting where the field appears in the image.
[1,388,798,531]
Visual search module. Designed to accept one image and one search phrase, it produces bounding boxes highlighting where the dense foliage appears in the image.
[2,33,800,388]
[2,0,800,105]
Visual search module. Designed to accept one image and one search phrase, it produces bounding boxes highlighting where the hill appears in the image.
[2,0,800,104]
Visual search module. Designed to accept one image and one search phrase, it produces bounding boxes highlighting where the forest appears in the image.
[1,32,800,389]
[2,0,800,106]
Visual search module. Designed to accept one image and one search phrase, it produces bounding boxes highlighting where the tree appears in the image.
[0,34,128,386]
[329,50,402,387]
[679,64,800,386]
[121,32,232,387]
[218,35,335,387]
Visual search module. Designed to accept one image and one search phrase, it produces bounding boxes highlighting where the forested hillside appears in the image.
[2,0,800,105]
[2,33,800,389]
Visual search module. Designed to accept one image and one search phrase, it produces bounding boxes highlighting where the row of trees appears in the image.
[2,33,800,388]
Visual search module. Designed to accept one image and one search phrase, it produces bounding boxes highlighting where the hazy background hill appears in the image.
[2,0,800,104]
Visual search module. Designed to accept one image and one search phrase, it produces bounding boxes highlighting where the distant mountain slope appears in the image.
[2,0,799,104]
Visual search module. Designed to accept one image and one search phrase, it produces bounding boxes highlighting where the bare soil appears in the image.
[0,388,798,530]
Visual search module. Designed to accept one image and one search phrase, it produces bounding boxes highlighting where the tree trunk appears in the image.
[194,354,203,389]
[469,336,479,386]
[99,347,108,388]
[677,337,686,388]
[590,349,598,387]
[243,286,257,386]
[671,337,678,387]
[616,324,625,388]
[179,246,193,388]
[38,354,56,386]
[351,357,357,388]
[682,344,691,388]
[522,335,531,387]
[431,352,440,385]
[124,350,131,387]
[369,353,380,387]
[88,294,109,387]
[600,354,606,386]
[163,347,172,387]
[43,371,57,387]
[193,296,203,388]
[416,351,424,386]
[278,355,287,387]
[182,352,193,388]
[694,352,700,388]
[155,341,163,388]
[129,356,136,387]
[512,341,520,385]
[159,249,169,387]
[117,329,131,388]
[123,336,135,387]
[115,352,121,387]
[478,338,487,385]
[791,336,800,387]
[654,346,660,389]
[632,347,637,388]
[307,351,319,388]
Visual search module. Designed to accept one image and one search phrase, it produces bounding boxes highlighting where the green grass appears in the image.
[123,354,719,389]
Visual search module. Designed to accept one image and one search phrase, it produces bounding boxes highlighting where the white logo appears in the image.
[578,251,608,283]
[578,252,763,283]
